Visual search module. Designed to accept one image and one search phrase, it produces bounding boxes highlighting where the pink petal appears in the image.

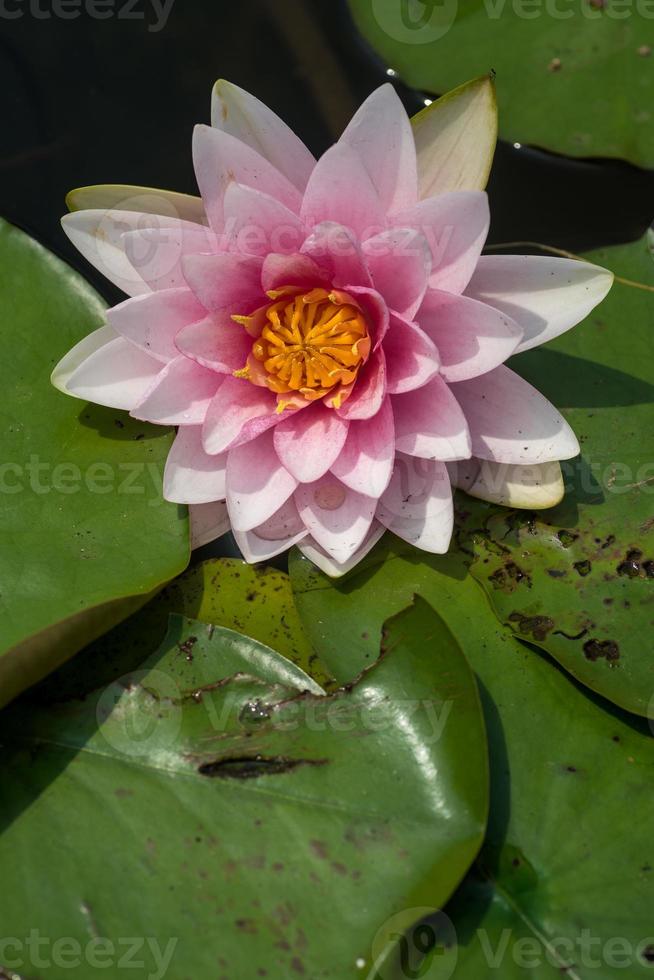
[346,286,390,350]
[106,288,207,363]
[234,498,308,563]
[175,313,251,373]
[163,426,227,504]
[182,253,263,313]
[416,289,522,382]
[211,80,316,192]
[232,410,295,450]
[331,396,395,498]
[261,252,331,293]
[190,501,230,550]
[393,376,471,461]
[193,124,303,232]
[377,454,453,553]
[64,336,162,410]
[120,223,221,291]
[301,222,372,289]
[336,349,387,421]
[301,142,386,242]
[223,183,305,256]
[450,365,580,464]
[362,228,431,318]
[52,324,119,395]
[295,477,376,563]
[226,429,298,532]
[390,191,489,295]
[465,255,614,353]
[202,377,278,455]
[383,313,440,395]
[61,210,209,298]
[297,521,386,577]
[131,355,222,425]
[340,84,418,214]
[274,403,350,483]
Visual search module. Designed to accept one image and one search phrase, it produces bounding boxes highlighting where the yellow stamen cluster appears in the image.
[233,287,370,404]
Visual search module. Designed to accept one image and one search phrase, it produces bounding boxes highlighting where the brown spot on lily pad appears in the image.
[617,549,643,578]
[557,530,579,548]
[310,840,329,860]
[508,612,555,641]
[583,639,620,663]
[489,562,531,591]
[198,756,328,779]
[178,636,197,661]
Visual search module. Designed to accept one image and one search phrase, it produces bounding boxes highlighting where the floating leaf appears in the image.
[0,600,488,979]
[291,539,473,684]
[0,219,189,707]
[290,542,654,978]
[293,233,654,717]
[457,232,654,716]
[420,626,654,978]
[350,0,654,166]
[33,558,328,702]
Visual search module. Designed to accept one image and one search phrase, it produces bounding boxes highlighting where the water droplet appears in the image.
[239,700,271,727]
[314,483,346,511]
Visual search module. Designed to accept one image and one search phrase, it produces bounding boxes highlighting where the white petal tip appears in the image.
[190,501,230,549]
[50,325,118,396]
[593,265,615,294]
[297,523,386,577]
[212,78,234,101]
[60,211,79,232]
[452,459,565,510]
[50,367,70,396]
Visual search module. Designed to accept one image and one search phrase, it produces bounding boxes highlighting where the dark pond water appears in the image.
[2,0,653,291]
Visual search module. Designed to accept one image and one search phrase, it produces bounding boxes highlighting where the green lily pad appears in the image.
[0,219,189,707]
[349,0,654,166]
[290,538,478,684]
[32,558,329,702]
[290,544,654,979]
[293,233,654,718]
[420,623,654,978]
[457,232,654,716]
[0,600,488,979]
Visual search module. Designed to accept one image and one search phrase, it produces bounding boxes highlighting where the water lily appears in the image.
[52,77,613,576]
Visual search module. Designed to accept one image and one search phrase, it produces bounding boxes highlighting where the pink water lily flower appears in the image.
[53,78,613,576]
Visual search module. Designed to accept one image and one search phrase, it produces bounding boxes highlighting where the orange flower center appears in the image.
[234,287,370,402]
